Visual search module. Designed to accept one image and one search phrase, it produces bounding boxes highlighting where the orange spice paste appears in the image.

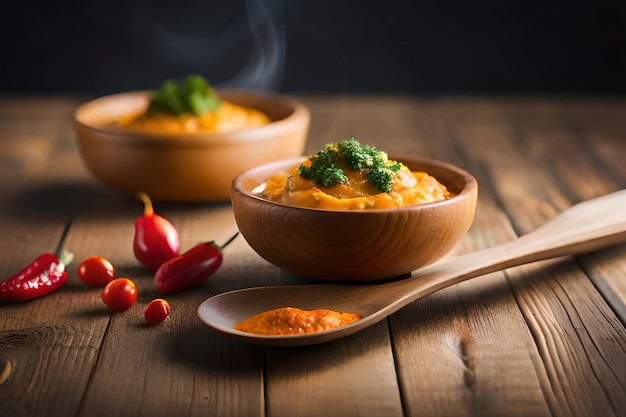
[118,101,270,134]
[262,163,450,210]
[234,306,362,336]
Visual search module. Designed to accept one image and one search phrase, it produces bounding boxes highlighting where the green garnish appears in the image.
[147,74,220,116]
[297,138,402,193]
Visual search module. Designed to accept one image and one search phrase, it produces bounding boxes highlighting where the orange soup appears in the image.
[262,163,449,210]
[118,101,269,134]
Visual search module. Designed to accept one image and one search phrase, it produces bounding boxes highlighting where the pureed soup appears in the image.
[261,138,450,210]
[119,101,269,134]
[116,74,269,134]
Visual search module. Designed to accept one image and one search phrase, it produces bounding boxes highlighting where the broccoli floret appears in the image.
[147,74,220,116]
[365,162,402,193]
[297,138,402,193]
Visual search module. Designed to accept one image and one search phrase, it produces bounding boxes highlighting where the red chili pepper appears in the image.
[154,232,239,294]
[0,252,73,303]
[133,192,180,272]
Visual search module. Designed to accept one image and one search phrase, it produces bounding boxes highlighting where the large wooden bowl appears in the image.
[231,156,478,281]
[74,89,310,202]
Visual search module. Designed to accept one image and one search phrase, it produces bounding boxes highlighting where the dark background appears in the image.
[2,0,626,96]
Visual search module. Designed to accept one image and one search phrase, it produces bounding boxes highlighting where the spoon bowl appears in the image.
[199,190,626,346]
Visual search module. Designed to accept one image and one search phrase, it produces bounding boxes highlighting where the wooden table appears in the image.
[1,95,625,417]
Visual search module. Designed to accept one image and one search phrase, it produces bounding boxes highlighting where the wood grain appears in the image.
[0,97,105,417]
[0,96,625,417]
[431,99,626,417]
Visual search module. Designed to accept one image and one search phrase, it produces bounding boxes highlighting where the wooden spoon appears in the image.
[198,190,626,346]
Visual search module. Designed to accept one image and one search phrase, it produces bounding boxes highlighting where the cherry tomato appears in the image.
[77,256,115,286]
[102,278,137,312]
[144,298,171,325]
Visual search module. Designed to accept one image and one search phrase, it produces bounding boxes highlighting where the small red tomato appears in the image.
[77,256,115,286]
[102,278,137,312]
[144,298,171,325]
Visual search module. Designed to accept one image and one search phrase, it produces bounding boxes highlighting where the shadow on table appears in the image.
[1,180,231,223]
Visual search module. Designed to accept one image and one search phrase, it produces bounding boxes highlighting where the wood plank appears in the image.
[266,325,404,417]
[1,96,625,417]
[0,98,104,417]
[434,98,626,417]
[376,98,551,416]
[68,196,267,417]
[1,98,265,417]
[499,99,626,321]
[261,96,418,417]
[391,195,553,417]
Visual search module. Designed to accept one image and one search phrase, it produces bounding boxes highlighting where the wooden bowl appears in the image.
[74,89,310,202]
[231,156,478,281]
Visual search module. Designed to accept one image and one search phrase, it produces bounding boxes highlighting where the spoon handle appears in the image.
[386,190,626,314]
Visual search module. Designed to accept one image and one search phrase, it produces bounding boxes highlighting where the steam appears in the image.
[224,0,285,90]
[127,0,286,91]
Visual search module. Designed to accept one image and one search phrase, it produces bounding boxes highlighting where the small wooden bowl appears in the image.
[231,156,478,281]
[74,89,310,202]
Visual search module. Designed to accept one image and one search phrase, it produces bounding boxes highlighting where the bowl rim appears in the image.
[231,155,478,214]
[73,88,310,146]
